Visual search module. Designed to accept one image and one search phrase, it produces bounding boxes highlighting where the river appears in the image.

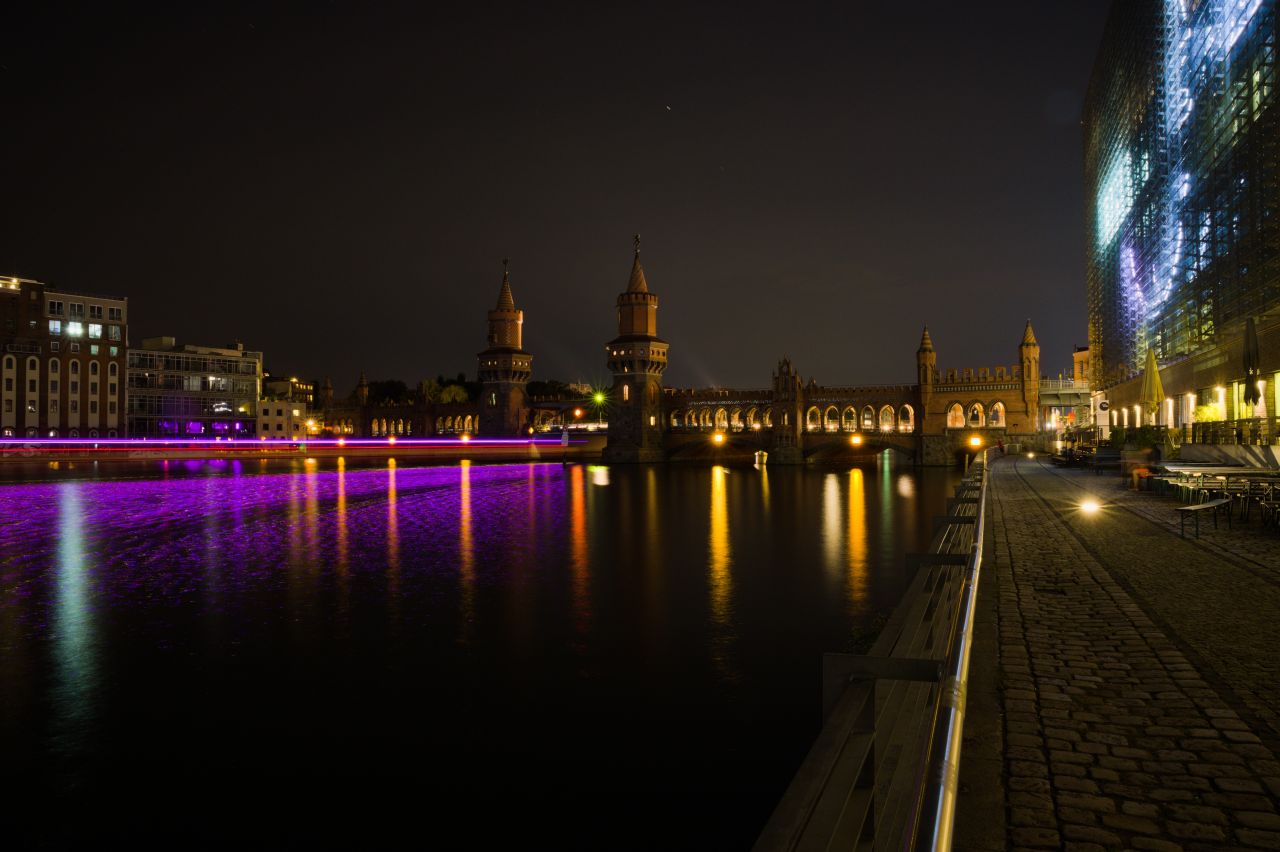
[0,456,958,849]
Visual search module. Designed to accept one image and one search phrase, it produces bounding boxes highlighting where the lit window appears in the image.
[623,384,630,401]
[67,322,84,337]
[89,345,99,355]
[49,320,62,335]
[88,323,102,339]
[109,346,118,356]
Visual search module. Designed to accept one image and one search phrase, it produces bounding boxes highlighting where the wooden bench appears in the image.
[1175,498,1232,539]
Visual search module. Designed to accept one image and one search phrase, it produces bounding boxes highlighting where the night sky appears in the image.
[1,1,1112,393]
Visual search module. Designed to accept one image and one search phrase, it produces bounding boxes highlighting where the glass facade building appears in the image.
[126,337,262,438]
[1085,0,1278,391]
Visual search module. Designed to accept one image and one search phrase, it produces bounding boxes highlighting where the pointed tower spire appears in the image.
[918,325,934,352]
[1022,319,1038,346]
[496,257,516,311]
[627,233,649,293]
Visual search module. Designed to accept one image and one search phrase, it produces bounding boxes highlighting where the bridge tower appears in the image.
[770,357,805,464]
[917,325,936,419]
[603,236,668,463]
[477,259,533,436]
[1019,319,1040,426]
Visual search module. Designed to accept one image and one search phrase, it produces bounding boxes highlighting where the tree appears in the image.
[440,384,470,403]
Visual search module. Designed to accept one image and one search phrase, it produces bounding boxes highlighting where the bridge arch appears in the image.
[899,404,914,432]
[987,401,1006,427]
[878,405,895,432]
[946,403,964,428]
[730,407,743,431]
[966,402,984,427]
[841,406,857,431]
[824,406,839,431]
[806,406,821,431]
[763,409,773,428]
[861,405,875,430]
[715,407,729,430]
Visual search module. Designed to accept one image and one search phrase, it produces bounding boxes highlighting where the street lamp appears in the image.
[850,434,863,446]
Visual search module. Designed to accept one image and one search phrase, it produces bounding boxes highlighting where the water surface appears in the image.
[0,456,957,849]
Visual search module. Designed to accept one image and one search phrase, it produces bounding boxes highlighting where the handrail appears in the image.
[909,451,987,851]
[754,451,990,852]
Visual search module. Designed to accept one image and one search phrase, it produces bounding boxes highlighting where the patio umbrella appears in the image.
[1140,347,1164,425]
[1244,316,1261,407]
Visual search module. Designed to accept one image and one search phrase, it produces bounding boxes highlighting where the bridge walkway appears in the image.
[958,456,1280,850]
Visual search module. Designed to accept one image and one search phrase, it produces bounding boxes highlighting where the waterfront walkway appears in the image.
[957,455,1280,851]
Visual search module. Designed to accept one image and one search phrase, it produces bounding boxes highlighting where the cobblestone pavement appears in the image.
[977,455,1280,851]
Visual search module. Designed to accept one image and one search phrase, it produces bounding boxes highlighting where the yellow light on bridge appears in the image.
[387,435,396,444]
[968,436,982,448]
[573,408,584,418]
[712,432,725,445]
[850,434,863,446]
[337,437,346,447]
[460,433,471,443]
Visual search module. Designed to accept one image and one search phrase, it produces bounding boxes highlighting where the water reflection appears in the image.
[387,459,401,613]
[847,468,868,610]
[708,466,735,676]
[458,459,473,637]
[52,483,98,772]
[569,464,590,642]
[336,457,350,618]
[823,473,841,573]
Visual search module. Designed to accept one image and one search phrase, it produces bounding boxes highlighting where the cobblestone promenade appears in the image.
[957,455,1280,851]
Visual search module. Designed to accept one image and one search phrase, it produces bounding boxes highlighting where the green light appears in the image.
[593,392,605,404]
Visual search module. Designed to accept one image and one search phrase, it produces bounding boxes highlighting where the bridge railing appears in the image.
[754,452,988,852]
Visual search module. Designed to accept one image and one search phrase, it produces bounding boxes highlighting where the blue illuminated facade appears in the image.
[1085,0,1278,391]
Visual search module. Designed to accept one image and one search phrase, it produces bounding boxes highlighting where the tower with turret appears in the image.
[917,325,936,416]
[1019,319,1040,422]
[603,236,668,462]
[477,260,533,436]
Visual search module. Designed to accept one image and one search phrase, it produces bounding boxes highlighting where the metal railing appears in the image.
[754,453,988,852]
[1187,417,1279,446]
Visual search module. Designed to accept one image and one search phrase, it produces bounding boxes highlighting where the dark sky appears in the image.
[1,1,1112,393]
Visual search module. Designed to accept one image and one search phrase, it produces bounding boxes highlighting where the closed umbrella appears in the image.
[1244,316,1261,408]
[1140,347,1164,425]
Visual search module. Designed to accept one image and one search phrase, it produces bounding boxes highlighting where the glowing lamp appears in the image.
[387,435,396,444]
[969,436,982,448]
[850,434,863,446]
[460,433,471,442]
[337,437,346,446]
[593,392,605,404]
[1080,498,1101,514]
[712,432,725,445]
[573,408,584,418]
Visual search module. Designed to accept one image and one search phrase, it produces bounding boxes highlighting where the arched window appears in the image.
[988,402,1006,428]
[899,405,915,432]
[27,357,38,373]
[109,362,118,376]
[946,403,964,428]
[879,405,895,432]
[806,407,822,431]
[70,360,79,375]
[824,406,839,431]
[622,384,630,402]
[968,403,984,427]
[90,361,99,376]
[842,407,857,431]
[861,405,875,430]
[49,358,60,374]
[3,355,13,370]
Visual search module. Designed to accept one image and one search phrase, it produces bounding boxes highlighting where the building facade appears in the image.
[1,276,128,437]
[1085,1,1279,437]
[126,337,262,438]
[257,399,313,440]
